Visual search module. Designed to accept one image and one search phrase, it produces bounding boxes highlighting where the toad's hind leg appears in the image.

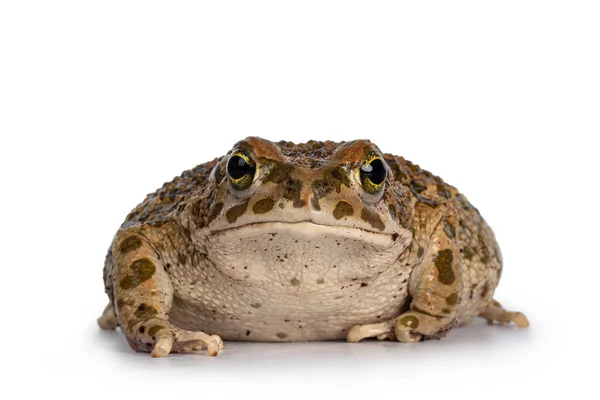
[479,300,529,327]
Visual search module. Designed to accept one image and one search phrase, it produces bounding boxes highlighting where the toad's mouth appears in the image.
[210,221,402,250]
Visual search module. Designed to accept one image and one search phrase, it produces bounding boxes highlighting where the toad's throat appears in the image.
[211,221,399,249]
[205,221,408,285]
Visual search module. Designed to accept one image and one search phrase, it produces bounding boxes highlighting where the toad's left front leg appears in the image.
[348,215,462,343]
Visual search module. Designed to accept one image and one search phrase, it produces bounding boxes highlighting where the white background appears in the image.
[1,1,598,399]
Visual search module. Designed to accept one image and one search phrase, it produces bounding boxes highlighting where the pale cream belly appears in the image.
[168,223,413,341]
[167,260,412,341]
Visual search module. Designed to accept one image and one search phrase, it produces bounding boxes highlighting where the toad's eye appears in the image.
[360,153,387,194]
[227,151,256,190]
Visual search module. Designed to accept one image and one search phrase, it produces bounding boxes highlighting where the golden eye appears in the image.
[227,151,256,190]
[360,153,387,194]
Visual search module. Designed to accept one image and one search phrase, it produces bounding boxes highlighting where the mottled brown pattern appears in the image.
[123,158,220,229]
[100,137,526,357]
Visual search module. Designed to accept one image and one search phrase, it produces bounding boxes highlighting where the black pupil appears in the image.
[361,158,386,185]
[227,156,254,180]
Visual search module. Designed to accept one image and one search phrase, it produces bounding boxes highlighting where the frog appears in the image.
[97,137,528,357]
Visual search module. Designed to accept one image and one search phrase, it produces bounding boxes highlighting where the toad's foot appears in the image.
[347,311,449,343]
[132,318,224,358]
[479,300,529,327]
[97,302,118,330]
[347,320,397,343]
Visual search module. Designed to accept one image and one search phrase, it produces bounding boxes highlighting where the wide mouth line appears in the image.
[210,220,397,238]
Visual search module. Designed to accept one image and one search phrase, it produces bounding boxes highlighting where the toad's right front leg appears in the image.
[112,230,223,357]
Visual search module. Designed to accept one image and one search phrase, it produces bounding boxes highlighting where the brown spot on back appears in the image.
[253,198,275,214]
[276,332,288,339]
[119,236,142,254]
[434,249,455,285]
[207,202,224,224]
[119,258,156,289]
[417,246,425,258]
[333,201,354,220]
[226,200,249,223]
[446,292,459,306]
[443,219,456,239]
[436,183,452,199]
[361,207,385,231]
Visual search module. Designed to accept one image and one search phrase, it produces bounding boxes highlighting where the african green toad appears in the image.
[98,137,528,357]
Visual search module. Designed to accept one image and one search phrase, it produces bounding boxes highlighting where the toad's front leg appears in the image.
[348,210,462,343]
[102,230,223,357]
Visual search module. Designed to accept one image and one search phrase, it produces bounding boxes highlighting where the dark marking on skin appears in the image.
[265,163,294,184]
[311,179,334,210]
[214,164,225,184]
[441,308,451,314]
[290,278,300,286]
[311,167,351,210]
[139,326,145,333]
[250,302,261,308]
[134,303,158,320]
[333,201,354,220]
[361,208,385,231]
[446,292,459,306]
[119,258,156,289]
[148,325,165,336]
[226,200,249,223]
[330,167,351,191]
[416,198,441,208]
[417,246,425,258]
[481,281,490,298]
[207,202,224,224]
[400,315,419,329]
[282,179,303,202]
[276,332,288,339]
[253,198,275,214]
[191,200,202,218]
[293,199,306,208]
[316,278,325,284]
[436,183,452,199]
[434,249,455,285]
[388,204,397,221]
[119,236,142,254]
[410,181,427,194]
[360,282,368,288]
[478,232,490,264]
[462,246,475,260]
[443,219,456,239]
[246,330,251,336]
